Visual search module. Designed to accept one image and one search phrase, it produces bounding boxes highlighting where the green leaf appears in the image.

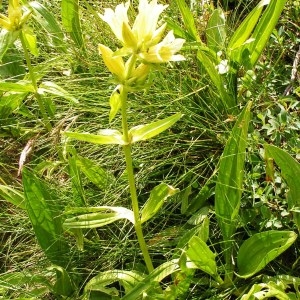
[22,168,69,267]
[0,185,25,209]
[0,81,35,93]
[129,113,183,143]
[29,1,66,50]
[186,236,218,277]
[173,0,200,42]
[122,260,180,300]
[75,155,115,190]
[237,230,297,278]
[49,266,75,297]
[206,8,226,52]
[84,270,144,296]
[247,0,287,66]
[228,0,268,52]
[109,86,122,122]
[141,183,179,223]
[215,101,252,241]
[22,27,38,56]
[264,144,300,230]
[64,206,135,229]
[64,129,125,145]
[61,0,85,51]
[38,81,78,103]
[0,29,19,60]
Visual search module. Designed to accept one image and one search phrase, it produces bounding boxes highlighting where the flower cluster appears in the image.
[0,0,31,31]
[98,0,185,85]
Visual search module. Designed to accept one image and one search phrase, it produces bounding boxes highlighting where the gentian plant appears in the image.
[64,0,185,277]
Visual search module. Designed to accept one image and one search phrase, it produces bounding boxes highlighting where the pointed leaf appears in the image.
[38,81,78,103]
[173,0,200,42]
[186,236,218,277]
[109,86,122,122]
[248,0,287,66]
[237,230,297,278]
[23,28,38,56]
[141,183,179,223]
[64,129,125,145]
[64,206,135,229]
[228,0,269,51]
[264,144,300,230]
[206,8,226,52]
[129,113,183,143]
[215,101,252,241]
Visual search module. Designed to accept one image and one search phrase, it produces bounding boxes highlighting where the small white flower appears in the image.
[217,59,229,74]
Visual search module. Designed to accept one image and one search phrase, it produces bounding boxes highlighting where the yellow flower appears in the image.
[0,0,31,31]
[139,31,185,63]
[98,44,126,81]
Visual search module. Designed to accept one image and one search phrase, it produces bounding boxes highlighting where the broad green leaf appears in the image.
[141,183,179,223]
[38,81,78,103]
[237,230,297,278]
[248,0,287,66]
[215,101,252,241]
[264,144,300,230]
[29,1,66,50]
[173,0,200,42]
[64,206,135,229]
[228,0,269,52]
[0,29,19,60]
[23,27,38,56]
[186,236,218,277]
[22,168,69,267]
[49,266,75,297]
[122,260,180,300]
[206,8,226,52]
[76,155,115,190]
[129,113,183,143]
[0,185,25,209]
[187,206,209,226]
[0,81,35,93]
[84,270,144,296]
[61,0,85,51]
[109,86,122,122]
[64,129,125,145]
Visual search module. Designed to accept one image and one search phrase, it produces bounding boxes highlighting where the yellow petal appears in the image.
[98,44,125,80]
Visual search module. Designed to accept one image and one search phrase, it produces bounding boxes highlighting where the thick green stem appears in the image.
[19,31,52,131]
[120,86,154,273]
